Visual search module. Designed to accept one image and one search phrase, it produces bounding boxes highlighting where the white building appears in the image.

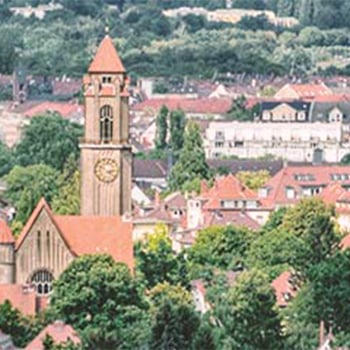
[204,121,350,163]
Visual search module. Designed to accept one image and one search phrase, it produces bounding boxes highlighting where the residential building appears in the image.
[204,121,350,163]
[274,83,333,100]
[259,101,311,122]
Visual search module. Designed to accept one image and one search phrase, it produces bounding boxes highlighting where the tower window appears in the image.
[102,76,112,84]
[100,105,113,142]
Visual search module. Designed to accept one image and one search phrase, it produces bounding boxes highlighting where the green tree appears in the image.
[149,283,200,350]
[51,155,80,215]
[168,121,210,191]
[214,269,284,350]
[135,224,188,288]
[281,197,340,274]
[236,170,270,190]
[308,250,350,333]
[49,255,150,349]
[0,140,13,177]
[188,225,254,273]
[169,109,185,159]
[4,164,59,227]
[155,105,168,151]
[0,300,41,348]
[226,95,255,121]
[15,114,83,172]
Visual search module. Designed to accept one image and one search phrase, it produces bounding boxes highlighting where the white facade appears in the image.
[205,121,350,163]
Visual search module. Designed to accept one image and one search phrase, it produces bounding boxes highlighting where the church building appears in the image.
[0,35,134,303]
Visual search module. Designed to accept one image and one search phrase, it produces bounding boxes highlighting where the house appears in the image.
[204,120,347,163]
[260,165,350,208]
[133,159,168,190]
[274,83,333,100]
[259,101,311,122]
[25,321,80,350]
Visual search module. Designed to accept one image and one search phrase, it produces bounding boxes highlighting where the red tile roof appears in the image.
[319,182,346,205]
[0,219,14,244]
[23,102,83,118]
[16,198,134,270]
[272,271,299,308]
[25,321,81,350]
[262,165,350,207]
[0,285,36,316]
[88,35,125,74]
[277,83,333,99]
[202,174,258,210]
[203,211,260,231]
[132,97,232,115]
[341,234,350,250]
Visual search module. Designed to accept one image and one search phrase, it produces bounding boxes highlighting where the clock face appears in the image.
[94,158,119,183]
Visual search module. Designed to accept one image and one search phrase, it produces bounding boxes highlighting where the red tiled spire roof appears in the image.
[88,35,125,74]
[0,219,14,244]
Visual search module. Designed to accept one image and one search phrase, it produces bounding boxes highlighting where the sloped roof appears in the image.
[261,100,311,112]
[23,102,83,118]
[164,192,186,208]
[133,159,168,178]
[203,211,260,231]
[202,174,258,210]
[0,285,36,316]
[0,219,14,244]
[132,97,232,115]
[25,321,80,350]
[16,198,133,270]
[272,271,299,307]
[88,35,125,74]
[319,182,346,205]
[262,165,350,207]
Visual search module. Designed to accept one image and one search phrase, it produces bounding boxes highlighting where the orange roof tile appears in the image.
[25,321,81,350]
[54,215,133,270]
[0,219,14,244]
[202,174,258,210]
[0,285,36,316]
[261,165,350,207]
[132,97,232,115]
[16,198,134,270]
[341,234,350,250]
[24,102,83,119]
[284,83,333,99]
[88,35,125,74]
[272,271,299,308]
[319,182,346,205]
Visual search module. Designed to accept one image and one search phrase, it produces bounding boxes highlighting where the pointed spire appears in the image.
[88,35,125,74]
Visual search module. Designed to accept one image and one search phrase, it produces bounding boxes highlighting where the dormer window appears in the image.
[102,76,112,84]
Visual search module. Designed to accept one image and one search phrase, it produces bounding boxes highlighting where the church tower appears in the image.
[80,35,132,216]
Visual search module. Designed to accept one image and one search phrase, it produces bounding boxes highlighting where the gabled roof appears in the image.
[202,174,258,210]
[0,219,14,244]
[0,285,36,316]
[261,100,311,112]
[16,198,133,269]
[319,182,346,205]
[88,35,125,74]
[25,321,80,350]
[261,165,350,207]
[23,101,83,119]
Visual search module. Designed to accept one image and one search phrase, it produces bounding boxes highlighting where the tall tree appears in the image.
[214,269,284,349]
[0,140,13,177]
[168,121,210,191]
[15,114,83,172]
[281,197,339,274]
[49,255,150,349]
[155,105,168,150]
[4,164,59,227]
[169,109,185,160]
[149,283,200,350]
[51,155,80,215]
[135,224,188,288]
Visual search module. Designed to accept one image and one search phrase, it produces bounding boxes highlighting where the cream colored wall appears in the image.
[274,85,299,99]
[15,208,74,284]
[132,222,172,241]
[0,244,15,284]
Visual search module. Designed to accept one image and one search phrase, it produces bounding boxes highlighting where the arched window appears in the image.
[30,270,54,296]
[100,105,113,142]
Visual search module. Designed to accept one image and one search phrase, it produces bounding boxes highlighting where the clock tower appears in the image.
[80,35,132,216]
